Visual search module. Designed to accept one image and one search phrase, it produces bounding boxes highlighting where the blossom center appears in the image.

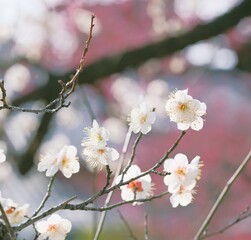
[175,167,186,176]
[140,115,147,124]
[62,157,69,167]
[179,103,187,111]
[6,207,15,214]
[178,185,185,194]
[48,224,57,232]
[127,180,143,192]
[97,149,105,155]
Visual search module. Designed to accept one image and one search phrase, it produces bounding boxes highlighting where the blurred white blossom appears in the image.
[38,145,79,178]
[0,149,6,163]
[83,145,119,170]
[128,102,156,134]
[0,194,29,225]
[35,214,71,240]
[82,120,110,147]
[165,89,207,131]
[116,165,153,205]
[82,120,119,170]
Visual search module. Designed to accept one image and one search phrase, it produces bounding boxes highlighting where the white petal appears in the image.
[163,159,175,172]
[177,122,190,131]
[147,112,156,124]
[197,102,207,116]
[92,120,99,129]
[191,156,200,165]
[141,124,151,134]
[163,174,177,186]
[191,117,203,131]
[174,153,189,165]
[108,148,119,161]
[35,221,48,233]
[179,192,192,206]
[170,193,180,208]
[45,167,58,177]
[121,188,134,201]
[127,165,141,178]
[65,145,77,158]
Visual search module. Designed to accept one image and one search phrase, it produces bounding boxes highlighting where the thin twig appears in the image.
[0,15,95,114]
[120,133,143,182]
[93,130,132,240]
[14,196,77,232]
[0,201,15,240]
[82,191,169,212]
[194,149,251,240]
[118,210,138,240]
[144,212,149,240]
[201,207,251,239]
[32,173,58,217]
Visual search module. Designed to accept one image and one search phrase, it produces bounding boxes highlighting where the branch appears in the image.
[93,130,132,240]
[194,149,251,240]
[201,207,251,239]
[32,173,58,217]
[0,201,15,240]
[144,213,149,240]
[14,196,77,232]
[118,210,138,240]
[12,0,251,108]
[82,191,169,212]
[120,132,143,183]
[17,112,54,174]
[0,15,95,114]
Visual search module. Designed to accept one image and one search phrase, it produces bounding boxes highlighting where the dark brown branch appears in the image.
[12,0,251,108]
[17,112,54,174]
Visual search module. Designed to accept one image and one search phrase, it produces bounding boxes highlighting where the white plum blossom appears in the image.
[83,145,119,170]
[163,153,201,189]
[0,196,29,225]
[163,153,202,208]
[169,181,196,208]
[128,102,156,134]
[35,214,72,240]
[165,89,207,131]
[0,149,6,163]
[82,120,110,147]
[116,165,153,205]
[82,120,119,170]
[38,145,80,178]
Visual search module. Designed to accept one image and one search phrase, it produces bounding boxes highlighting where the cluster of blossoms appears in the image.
[82,120,119,170]
[38,145,80,178]
[163,153,202,207]
[165,89,207,131]
[116,165,153,205]
[0,89,206,239]
[0,192,29,225]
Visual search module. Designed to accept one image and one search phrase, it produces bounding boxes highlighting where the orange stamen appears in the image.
[127,180,143,192]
